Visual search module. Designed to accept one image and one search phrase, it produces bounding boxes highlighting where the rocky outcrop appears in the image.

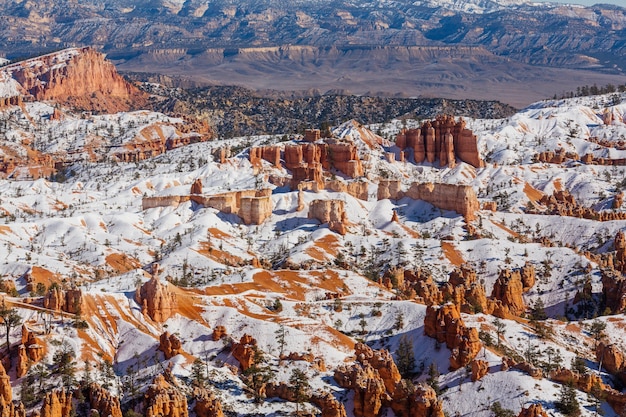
[39,390,73,417]
[490,264,535,317]
[191,179,203,195]
[601,269,626,314]
[312,392,347,417]
[0,396,25,417]
[193,387,224,417]
[1,48,147,113]
[354,343,401,393]
[308,200,348,235]
[596,341,625,378]
[190,189,273,225]
[144,374,188,417]
[396,116,483,168]
[378,181,479,222]
[231,334,257,371]
[335,344,443,417]
[88,383,122,417]
[334,362,388,417]
[212,326,227,341]
[16,325,45,377]
[470,359,489,381]
[423,304,481,370]
[43,287,83,314]
[142,196,191,210]
[158,332,184,360]
[0,361,11,403]
[528,190,626,221]
[135,266,177,323]
[518,404,548,417]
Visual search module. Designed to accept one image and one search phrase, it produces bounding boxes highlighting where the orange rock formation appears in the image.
[193,387,224,417]
[308,200,348,235]
[231,334,257,371]
[424,303,482,370]
[377,180,480,222]
[39,390,73,417]
[144,374,188,417]
[396,116,483,168]
[88,384,123,417]
[135,266,178,323]
[518,404,549,417]
[470,359,489,381]
[43,287,82,314]
[158,332,184,360]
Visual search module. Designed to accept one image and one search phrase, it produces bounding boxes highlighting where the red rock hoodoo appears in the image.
[135,266,178,323]
[144,374,188,417]
[88,383,123,417]
[231,334,257,371]
[308,199,348,235]
[158,332,184,360]
[396,116,483,168]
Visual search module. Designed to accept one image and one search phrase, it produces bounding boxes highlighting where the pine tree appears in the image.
[289,368,311,416]
[426,363,441,395]
[275,324,286,356]
[243,347,274,403]
[395,335,415,378]
[556,383,581,417]
[191,359,206,387]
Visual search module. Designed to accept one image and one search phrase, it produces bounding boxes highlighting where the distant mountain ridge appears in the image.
[0,0,625,105]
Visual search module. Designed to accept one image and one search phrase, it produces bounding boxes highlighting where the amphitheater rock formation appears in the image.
[395,116,483,168]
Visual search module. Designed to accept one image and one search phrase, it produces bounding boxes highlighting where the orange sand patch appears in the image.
[30,266,61,287]
[553,178,563,191]
[196,241,245,265]
[54,200,68,210]
[81,219,87,227]
[169,286,211,325]
[220,298,275,321]
[134,225,152,235]
[131,186,142,195]
[0,226,13,235]
[100,222,107,231]
[305,234,341,261]
[208,228,232,240]
[309,270,353,295]
[300,324,355,351]
[105,253,141,274]
[523,182,544,203]
[78,329,113,363]
[441,242,464,266]
[491,220,519,238]
[203,270,310,301]
[565,323,581,333]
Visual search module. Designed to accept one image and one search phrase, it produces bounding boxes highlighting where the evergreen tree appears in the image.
[395,335,415,378]
[242,347,274,403]
[589,320,607,349]
[0,304,21,362]
[426,363,441,395]
[289,368,311,416]
[556,383,581,417]
[275,324,286,356]
[191,359,206,387]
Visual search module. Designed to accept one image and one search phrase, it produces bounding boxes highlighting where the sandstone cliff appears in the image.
[0,48,147,113]
[377,181,479,222]
[43,287,82,314]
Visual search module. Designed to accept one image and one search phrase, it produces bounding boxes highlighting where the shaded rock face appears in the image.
[158,332,184,360]
[231,334,257,371]
[190,179,203,195]
[378,181,479,222]
[396,116,483,168]
[308,199,348,235]
[355,343,402,394]
[334,363,388,417]
[424,303,481,370]
[601,269,626,314]
[212,326,227,341]
[529,190,626,221]
[135,266,177,323]
[189,189,273,225]
[88,383,122,417]
[0,395,25,417]
[390,382,445,417]
[597,341,625,375]
[193,387,224,417]
[144,374,188,417]
[39,390,73,417]
[1,47,147,113]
